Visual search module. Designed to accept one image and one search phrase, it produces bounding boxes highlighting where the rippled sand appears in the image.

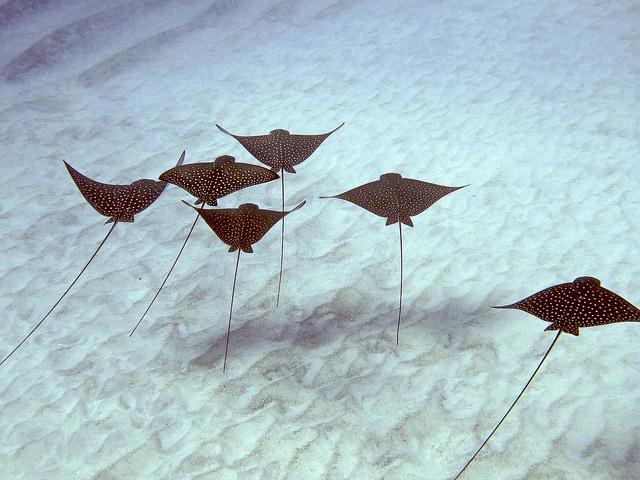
[0,1,638,479]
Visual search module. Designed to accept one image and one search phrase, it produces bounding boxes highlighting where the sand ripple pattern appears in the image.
[0,0,638,479]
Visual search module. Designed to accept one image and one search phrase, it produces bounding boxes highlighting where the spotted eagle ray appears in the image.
[453,276,640,479]
[216,122,344,306]
[182,200,306,372]
[129,155,279,337]
[0,151,185,367]
[321,173,467,344]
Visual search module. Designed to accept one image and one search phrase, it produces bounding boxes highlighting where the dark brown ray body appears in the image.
[65,149,183,223]
[321,173,467,344]
[216,124,344,174]
[495,276,640,335]
[453,276,640,479]
[129,155,279,337]
[0,152,184,368]
[183,200,306,371]
[216,122,343,306]
[158,155,279,206]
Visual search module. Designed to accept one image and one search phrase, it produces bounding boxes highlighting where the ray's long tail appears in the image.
[129,211,200,337]
[397,221,403,345]
[276,170,285,307]
[0,221,118,368]
[452,329,562,479]
[223,249,241,372]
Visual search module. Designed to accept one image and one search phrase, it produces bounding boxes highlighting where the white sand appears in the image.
[0,1,638,479]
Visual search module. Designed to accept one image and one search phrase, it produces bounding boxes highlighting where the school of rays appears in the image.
[2,122,639,480]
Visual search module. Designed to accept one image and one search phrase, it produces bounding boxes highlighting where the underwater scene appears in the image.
[0,1,638,479]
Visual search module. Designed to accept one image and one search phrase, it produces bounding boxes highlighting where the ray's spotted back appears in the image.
[495,276,640,336]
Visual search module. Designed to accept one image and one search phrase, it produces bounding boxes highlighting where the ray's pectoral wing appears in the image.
[159,165,192,190]
[216,125,279,169]
[288,123,344,166]
[128,180,167,216]
[242,201,306,247]
[324,180,395,219]
[64,161,127,218]
[498,282,581,331]
[160,163,215,201]
[579,285,640,327]
[158,150,186,189]
[400,179,466,217]
[197,208,243,248]
[241,212,282,248]
[221,163,280,196]
[496,283,569,320]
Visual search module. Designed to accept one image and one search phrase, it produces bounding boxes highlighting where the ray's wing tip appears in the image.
[176,150,186,166]
[292,200,306,211]
[283,200,306,216]
[325,122,346,135]
[216,124,231,135]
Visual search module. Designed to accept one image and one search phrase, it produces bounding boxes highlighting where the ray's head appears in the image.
[379,172,403,185]
[214,155,236,166]
[573,276,600,287]
[239,203,260,212]
[269,129,291,139]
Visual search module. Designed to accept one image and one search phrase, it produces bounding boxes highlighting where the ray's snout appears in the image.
[379,172,402,184]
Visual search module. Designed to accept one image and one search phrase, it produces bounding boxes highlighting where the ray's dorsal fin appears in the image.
[453,277,640,479]
[321,173,467,344]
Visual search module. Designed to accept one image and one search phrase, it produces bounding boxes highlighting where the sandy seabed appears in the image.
[0,1,638,479]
